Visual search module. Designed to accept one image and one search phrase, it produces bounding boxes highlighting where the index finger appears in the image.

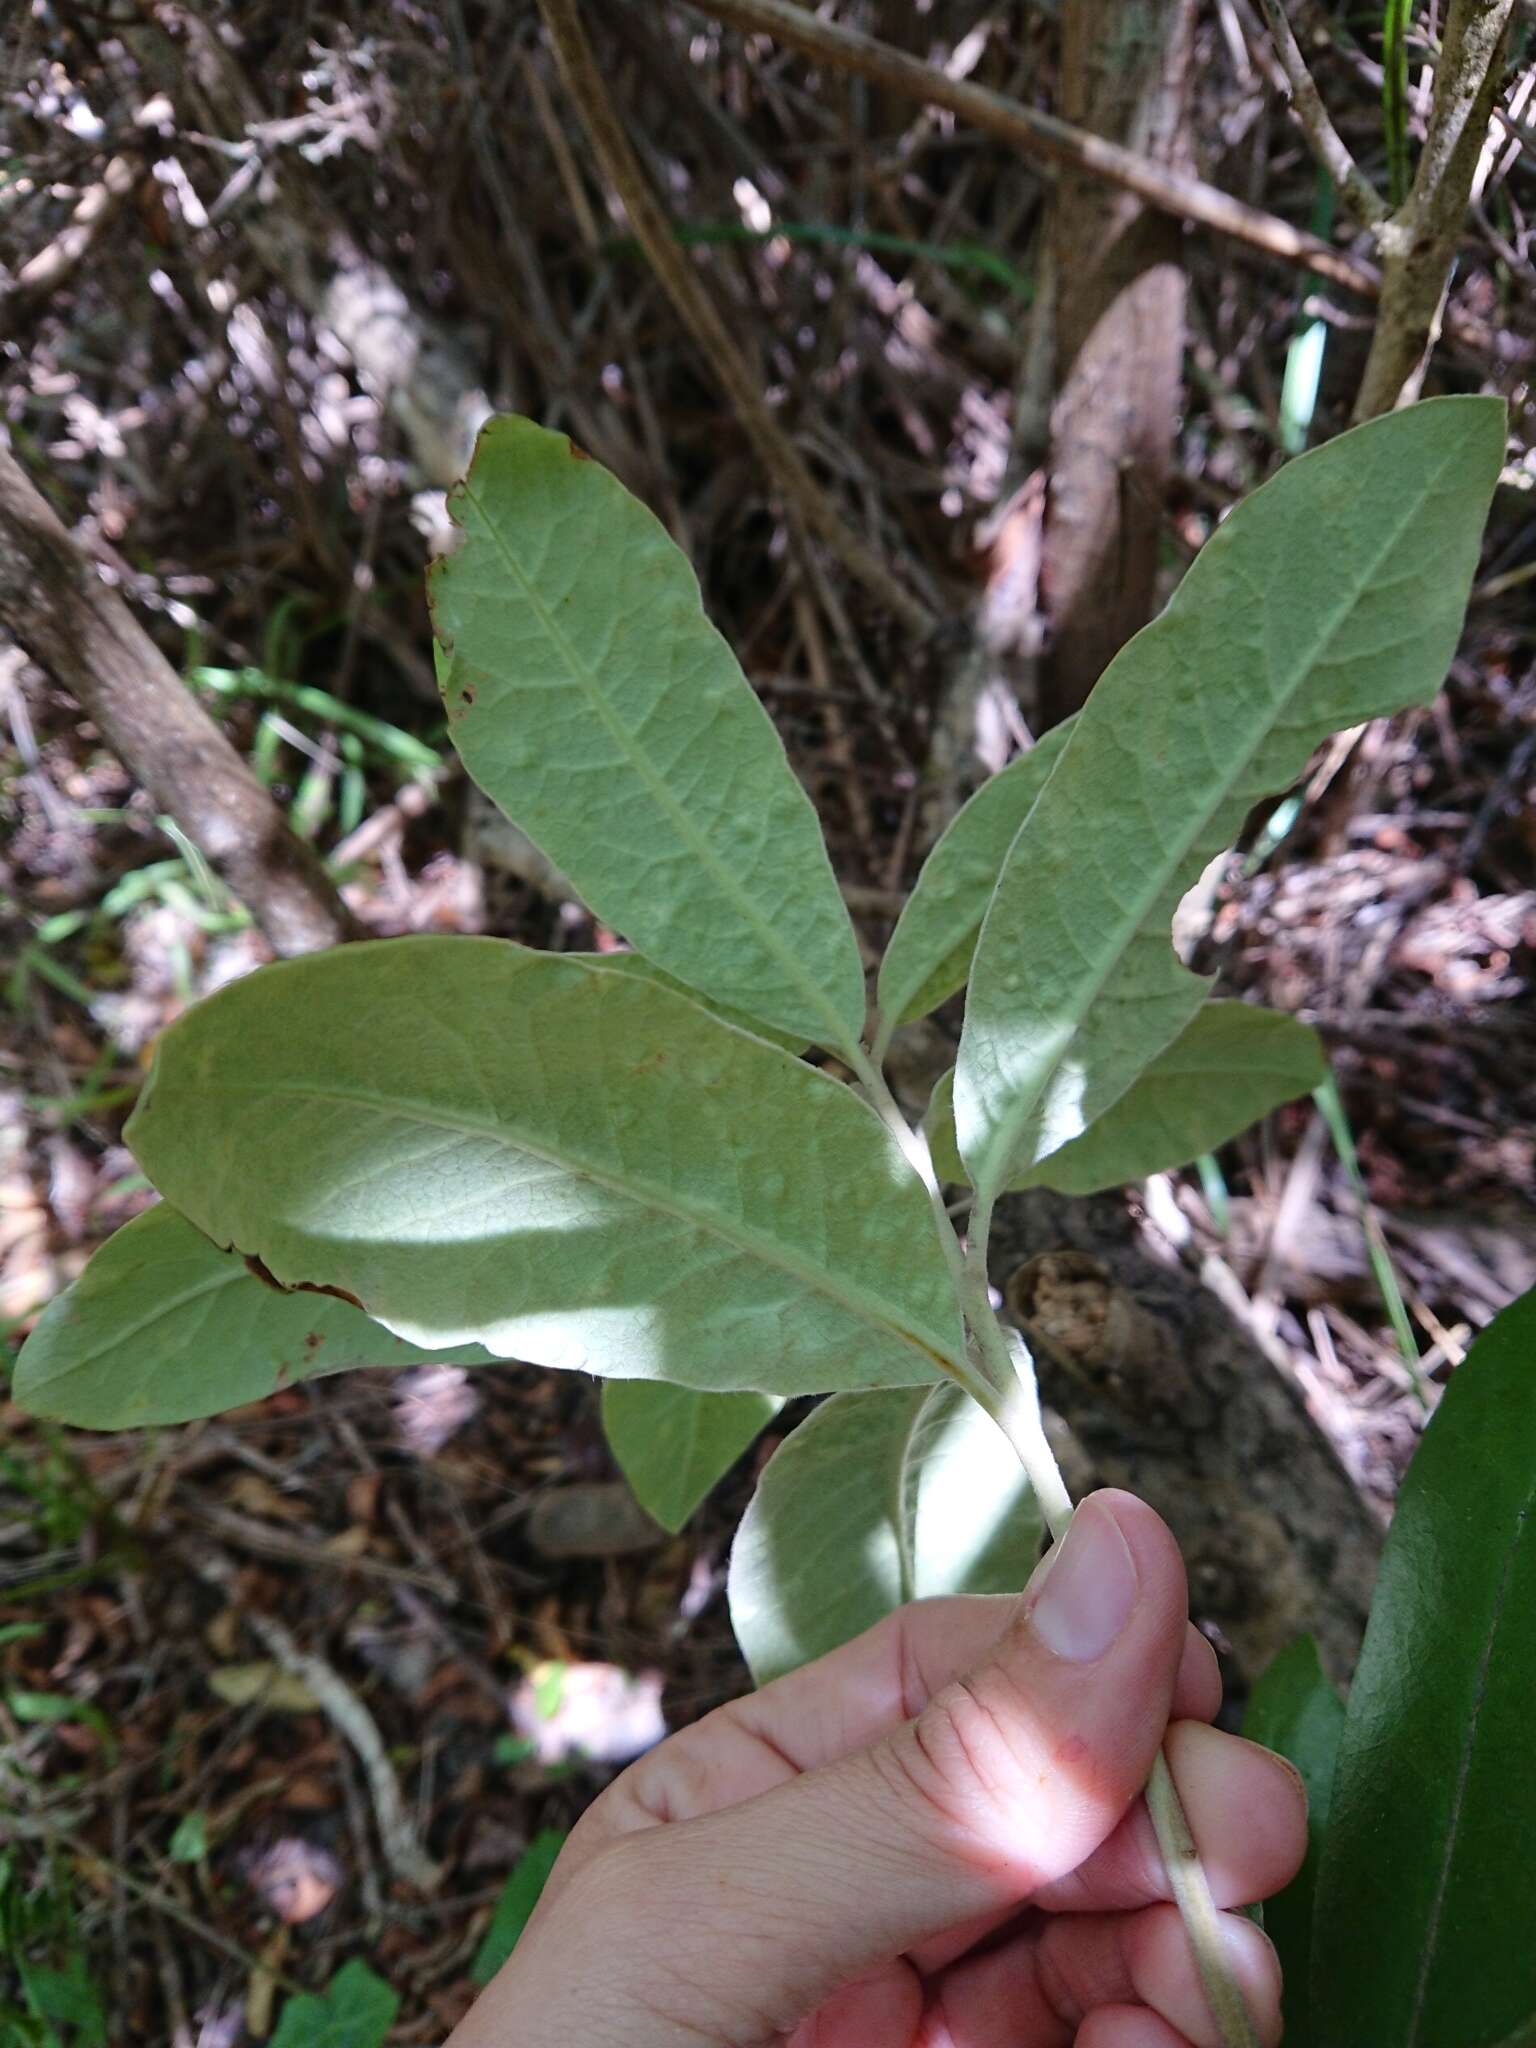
[561,1595,1219,1871]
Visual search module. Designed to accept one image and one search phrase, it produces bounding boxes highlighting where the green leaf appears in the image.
[167,1811,209,1864]
[21,1956,106,2048]
[430,416,865,1056]
[470,1829,568,1985]
[955,398,1504,1201]
[6,1692,116,1755]
[1243,1636,1345,2047]
[602,1381,779,1533]
[728,1383,1041,1684]
[925,1002,1328,1194]
[1312,1285,1536,2047]
[875,720,1075,1040]
[269,1961,398,2048]
[125,937,962,1396]
[577,950,806,1056]
[11,1204,494,1430]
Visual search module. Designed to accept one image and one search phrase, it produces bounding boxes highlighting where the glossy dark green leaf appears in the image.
[1243,1635,1345,2047]
[1313,1285,1536,2047]
[471,1829,568,1985]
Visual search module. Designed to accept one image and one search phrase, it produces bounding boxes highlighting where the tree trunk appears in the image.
[992,1188,1384,1684]
[1039,0,1194,724]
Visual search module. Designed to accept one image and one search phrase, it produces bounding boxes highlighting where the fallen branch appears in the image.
[192,1551,442,1892]
[693,0,1380,297]
[538,0,936,637]
[0,445,355,956]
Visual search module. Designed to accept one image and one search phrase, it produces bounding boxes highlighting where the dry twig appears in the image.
[0,444,356,956]
[694,0,1381,296]
[538,0,936,637]
[191,1552,443,1892]
[1256,0,1390,227]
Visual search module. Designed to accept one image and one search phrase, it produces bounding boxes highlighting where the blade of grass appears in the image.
[611,219,1034,299]
[1196,1152,1231,1236]
[1382,0,1413,206]
[190,666,442,772]
[1314,1073,1427,1402]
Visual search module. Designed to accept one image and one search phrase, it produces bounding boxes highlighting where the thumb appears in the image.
[595,1490,1189,2041]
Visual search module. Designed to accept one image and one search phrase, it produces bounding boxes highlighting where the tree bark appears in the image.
[1039,0,1195,722]
[992,1188,1383,1683]
[0,447,355,957]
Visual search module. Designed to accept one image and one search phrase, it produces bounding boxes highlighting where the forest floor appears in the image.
[2,4,1534,2042]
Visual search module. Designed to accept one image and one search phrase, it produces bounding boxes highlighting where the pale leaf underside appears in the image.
[927,1002,1328,1195]
[728,1383,1041,1684]
[12,1203,494,1429]
[430,417,866,1056]
[956,399,1504,1201]
[602,1379,779,1532]
[125,938,962,1396]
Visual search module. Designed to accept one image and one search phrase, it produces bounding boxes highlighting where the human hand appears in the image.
[446,1490,1305,2047]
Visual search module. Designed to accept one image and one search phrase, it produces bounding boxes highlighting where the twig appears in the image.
[1,156,143,330]
[0,445,355,957]
[64,1838,311,1997]
[537,0,936,638]
[693,0,1380,298]
[187,1502,456,1598]
[191,1553,442,1891]
[1353,0,1516,417]
[1255,0,1390,225]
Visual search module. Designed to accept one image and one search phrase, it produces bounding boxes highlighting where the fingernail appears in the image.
[1027,1496,1138,1662]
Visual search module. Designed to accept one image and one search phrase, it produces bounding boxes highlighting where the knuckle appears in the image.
[875,1667,1037,1861]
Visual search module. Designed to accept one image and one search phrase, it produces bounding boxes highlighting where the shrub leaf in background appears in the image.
[1243,1635,1345,2047]
[11,1203,494,1429]
[955,398,1505,1202]
[430,416,866,1058]
[470,1829,568,1986]
[268,1960,398,2048]
[124,937,962,1393]
[875,718,1075,1041]
[728,1383,1041,1684]
[602,1381,780,1533]
[925,1002,1328,1194]
[1312,1284,1536,2048]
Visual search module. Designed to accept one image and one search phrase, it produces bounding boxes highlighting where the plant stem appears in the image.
[851,1052,1003,1406]
[859,1048,1260,2048]
[1146,1752,1263,2048]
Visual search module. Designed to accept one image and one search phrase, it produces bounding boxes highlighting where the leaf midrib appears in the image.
[457,473,859,1059]
[970,437,1462,1190]
[196,1077,961,1377]
[30,1267,238,1390]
